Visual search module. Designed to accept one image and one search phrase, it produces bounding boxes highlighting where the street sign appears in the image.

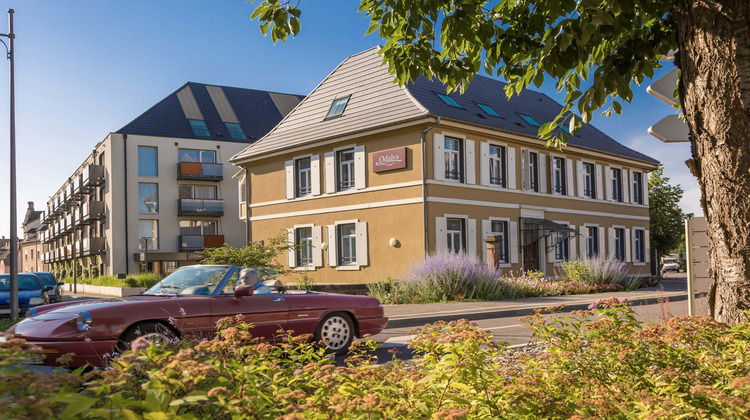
[648,114,689,143]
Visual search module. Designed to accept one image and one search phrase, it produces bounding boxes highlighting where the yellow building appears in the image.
[230,48,659,285]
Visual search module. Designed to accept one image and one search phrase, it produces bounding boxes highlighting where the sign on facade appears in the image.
[372,147,407,172]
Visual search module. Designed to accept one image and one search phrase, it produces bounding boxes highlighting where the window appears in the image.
[586,226,599,257]
[225,123,246,140]
[528,152,539,192]
[446,218,465,253]
[555,225,570,261]
[491,220,508,264]
[179,184,217,199]
[611,168,623,202]
[632,172,644,204]
[327,96,350,118]
[634,229,645,263]
[179,220,217,236]
[435,93,462,108]
[489,145,506,187]
[296,227,313,267]
[239,175,247,203]
[476,103,499,116]
[178,149,216,163]
[337,223,357,265]
[188,119,210,137]
[296,157,311,197]
[337,149,355,191]
[138,183,159,213]
[138,146,158,177]
[553,157,566,194]
[138,220,158,250]
[518,113,540,126]
[444,137,463,181]
[614,228,625,261]
[583,162,596,198]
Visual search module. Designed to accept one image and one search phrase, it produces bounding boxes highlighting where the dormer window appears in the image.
[476,103,499,117]
[225,123,246,140]
[327,96,350,118]
[435,93,462,108]
[518,113,540,127]
[188,119,210,137]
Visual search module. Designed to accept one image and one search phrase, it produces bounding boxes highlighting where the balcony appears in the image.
[80,237,106,256]
[71,175,82,198]
[64,214,74,233]
[80,201,105,224]
[81,164,105,191]
[177,162,223,181]
[179,235,225,252]
[178,199,224,216]
[65,244,74,259]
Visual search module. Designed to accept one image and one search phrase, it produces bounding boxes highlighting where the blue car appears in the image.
[33,272,64,302]
[0,273,52,316]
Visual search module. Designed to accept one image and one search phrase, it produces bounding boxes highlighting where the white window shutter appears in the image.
[479,142,490,186]
[510,221,519,264]
[465,139,476,184]
[435,217,447,253]
[356,221,368,266]
[539,153,547,193]
[312,226,323,267]
[327,225,337,267]
[521,149,529,190]
[595,164,604,200]
[549,154,558,195]
[628,169,635,204]
[354,145,366,190]
[625,228,632,262]
[608,228,615,258]
[645,230,651,262]
[643,175,650,206]
[324,152,335,194]
[605,166,613,201]
[433,134,445,181]
[285,160,295,200]
[566,158,575,196]
[576,161,584,197]
[569,225,577,260]
[579,226,586,258]
[467,218,477,256]
[287,228,296,268]
[507,147,517,189]
[547,235,556,263]
[622,170,630,203]
[481,219,491,261]
[310,155,321,196]
[600,228,607,257]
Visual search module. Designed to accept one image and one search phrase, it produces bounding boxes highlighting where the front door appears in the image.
[523,241,540,272]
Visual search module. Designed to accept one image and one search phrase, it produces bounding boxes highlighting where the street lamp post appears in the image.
[0,9,17,320]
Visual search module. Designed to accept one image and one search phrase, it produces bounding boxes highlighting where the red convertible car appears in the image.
[3,265,388,367]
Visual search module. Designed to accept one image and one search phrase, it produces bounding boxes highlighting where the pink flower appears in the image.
[130,337,151,352]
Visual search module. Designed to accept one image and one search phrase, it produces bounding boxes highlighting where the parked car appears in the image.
[661,257,680,273]
[3,265,388,367]
[33,272,64,302]
[0,273,53,317]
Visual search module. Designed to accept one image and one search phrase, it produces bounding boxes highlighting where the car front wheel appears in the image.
[315,312,354,355]
[119,322,179,351]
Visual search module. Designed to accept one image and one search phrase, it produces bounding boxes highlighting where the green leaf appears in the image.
[365,23,379,36]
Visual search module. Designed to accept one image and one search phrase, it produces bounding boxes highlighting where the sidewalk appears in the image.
[383,277,689,329]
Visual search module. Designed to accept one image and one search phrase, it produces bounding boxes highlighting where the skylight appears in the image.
[188,119,210,137]
[435,93,462,108]
[476,103,499,116]
[517,113,540,127]
[225,122,246,140]
[327,96,350,118]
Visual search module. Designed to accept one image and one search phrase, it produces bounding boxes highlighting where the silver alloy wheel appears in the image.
[140,331,172,346]
[319,315,352,351]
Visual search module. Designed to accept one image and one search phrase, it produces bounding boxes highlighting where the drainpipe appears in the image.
[122,133,129,274]
[420,117,440,258]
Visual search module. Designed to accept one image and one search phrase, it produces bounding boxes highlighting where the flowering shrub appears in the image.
[2,304,750,418]
[562,255,631,286]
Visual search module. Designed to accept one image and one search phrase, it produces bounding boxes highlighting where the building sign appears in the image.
[372,147,407,173]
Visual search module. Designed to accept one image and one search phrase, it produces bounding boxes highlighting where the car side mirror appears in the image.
[57,282,65,286]
[45,286,54,292]
[234,284,254,298]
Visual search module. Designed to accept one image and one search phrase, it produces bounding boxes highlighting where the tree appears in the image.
[198,233,289,273]
[648,167,691,257]
[248,0,750,325]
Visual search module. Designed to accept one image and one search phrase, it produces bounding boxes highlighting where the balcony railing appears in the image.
[177,162,223,181]
[80,201,105,224]
[178,199,224,216]
[179,235,225,251]
[64,214,73,233]
[80,237,106,256]
[71,175,82,197]
[81,164,105,191]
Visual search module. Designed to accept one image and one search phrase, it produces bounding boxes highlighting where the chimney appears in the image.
[27,201,34,211]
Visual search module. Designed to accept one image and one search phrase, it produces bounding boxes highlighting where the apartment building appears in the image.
[39,82,302,276]
[19,202,48,273]
[230,48,659,285]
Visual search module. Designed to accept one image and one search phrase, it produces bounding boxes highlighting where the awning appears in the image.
[519,217,578,251]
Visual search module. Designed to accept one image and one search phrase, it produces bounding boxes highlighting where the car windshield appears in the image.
[34,274,56,287]
[663,259,678,264]
[143,266,231,296]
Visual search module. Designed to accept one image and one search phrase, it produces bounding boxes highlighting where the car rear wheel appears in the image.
[119,322,178,351]
[315,312,354,355]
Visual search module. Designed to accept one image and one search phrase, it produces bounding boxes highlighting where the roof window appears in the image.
[517,113,540,127]
[327,96,350,118]
[225,123,246,140]
[188,119,210,137]
[435,93,462,108]
[476,103,499,116]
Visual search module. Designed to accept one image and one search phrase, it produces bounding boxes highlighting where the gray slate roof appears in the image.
[231,47,658,165]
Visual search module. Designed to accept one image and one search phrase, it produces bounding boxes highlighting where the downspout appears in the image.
[122,133,129,274]
[420,117,440,258]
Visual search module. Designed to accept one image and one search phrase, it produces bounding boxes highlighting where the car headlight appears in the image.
[76,311,93,332]
[28,297,42,305]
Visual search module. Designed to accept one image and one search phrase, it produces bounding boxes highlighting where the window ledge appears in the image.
[294,266,316,272]
[336,265,361,271]
[632,262,646,266]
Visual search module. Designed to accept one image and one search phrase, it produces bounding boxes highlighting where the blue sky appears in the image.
[0,1,698,238]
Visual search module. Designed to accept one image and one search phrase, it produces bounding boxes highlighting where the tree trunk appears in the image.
[674,0,750,325]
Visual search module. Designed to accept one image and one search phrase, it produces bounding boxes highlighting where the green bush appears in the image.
[2,303,749,418]
[561,260,590,283]
[63,272,162,289]
[198,232,289,273]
